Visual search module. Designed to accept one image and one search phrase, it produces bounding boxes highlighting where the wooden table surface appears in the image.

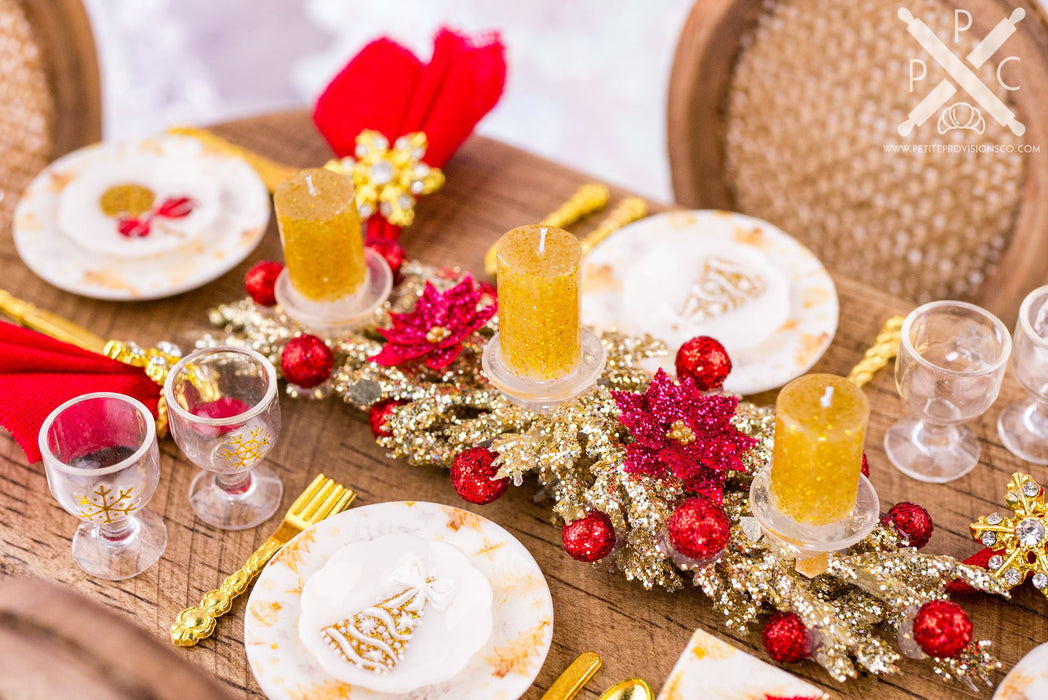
[1,110,1044,700]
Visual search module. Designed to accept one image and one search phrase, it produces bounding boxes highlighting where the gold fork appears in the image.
[171,474,355,647]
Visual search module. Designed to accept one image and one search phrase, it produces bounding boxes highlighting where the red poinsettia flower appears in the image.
[612,369,756,503]
[370,275,496,370]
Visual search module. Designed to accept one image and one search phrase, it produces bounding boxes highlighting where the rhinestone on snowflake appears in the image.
[971,472,1048,598]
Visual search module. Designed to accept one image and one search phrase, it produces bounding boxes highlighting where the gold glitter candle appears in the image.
[496,225,582,380]
[274,168,365,302]
[770,374,869,526]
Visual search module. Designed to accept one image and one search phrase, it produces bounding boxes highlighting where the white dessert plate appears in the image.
[244,501,554,700]
[13,135,269,300]
[581,210,838,394]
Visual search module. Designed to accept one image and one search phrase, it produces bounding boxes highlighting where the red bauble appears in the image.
[675,336,732,391]
[366,238,406,278]
[451,447,508,505]
[369,399,407,438]
[245,261,284,306]
[762,612,811,663]
[281,335,334,388]
[667,497,731,561]
[861,453,870,478]
[562,511,616,562]
[883,502,934,549]
[912,601,972,658]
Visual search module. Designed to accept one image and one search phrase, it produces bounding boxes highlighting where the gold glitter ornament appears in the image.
[970,472,1048,595]
[327,130,444,226]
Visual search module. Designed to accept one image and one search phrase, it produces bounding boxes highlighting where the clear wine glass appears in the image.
[885,301,1011,483]
[39,392,166,580]
[164,346,282,530]
[998,285,1048,463]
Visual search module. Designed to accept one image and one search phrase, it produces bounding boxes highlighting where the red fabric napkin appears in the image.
[0,321,159,463]
[313,27,506,242]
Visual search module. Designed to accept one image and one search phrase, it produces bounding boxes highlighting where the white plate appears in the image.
[13,135,269,300]
[581,210,838,394]
[244,502,554,700]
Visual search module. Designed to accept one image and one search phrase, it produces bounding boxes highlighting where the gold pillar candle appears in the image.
[770,374,869,526]
[274,168,365,302]
[496,225,582,380]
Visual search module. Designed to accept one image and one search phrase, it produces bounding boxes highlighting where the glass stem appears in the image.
[216,470,253,496]
[916,421,954,451]
[1028,398,1048,436]
[98,519,135,543]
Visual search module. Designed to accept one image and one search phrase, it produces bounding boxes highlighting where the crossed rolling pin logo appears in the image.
[900,7,1025,137]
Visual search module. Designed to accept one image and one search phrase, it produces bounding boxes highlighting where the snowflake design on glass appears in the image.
[76,484,136,524]
[970,472,1048,596]
[217,426,271,469]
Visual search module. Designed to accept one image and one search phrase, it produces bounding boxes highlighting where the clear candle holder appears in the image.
[749,373,879,564]
[39,392,167,580]
[998,285,1048,463]
[482,329,606,412]
[273,167,392,337]
[483,224,605,411]
[274,249,392,336]
[164,346,283,530]
[749,469,880,559]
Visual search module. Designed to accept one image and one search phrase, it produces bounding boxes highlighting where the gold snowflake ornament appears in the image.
[327,130,445,227]
[77,484,135,524]
[218,426,271,469]
[970,472,1048,594]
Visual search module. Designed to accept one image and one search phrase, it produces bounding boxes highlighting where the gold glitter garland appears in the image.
[200,259,1006,689]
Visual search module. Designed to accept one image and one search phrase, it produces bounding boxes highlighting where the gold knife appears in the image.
[541,651,603,700]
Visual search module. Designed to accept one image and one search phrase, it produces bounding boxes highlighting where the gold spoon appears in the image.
[598,678,654,700]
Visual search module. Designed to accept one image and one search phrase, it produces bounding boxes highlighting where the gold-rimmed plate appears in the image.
[244,501,554,699]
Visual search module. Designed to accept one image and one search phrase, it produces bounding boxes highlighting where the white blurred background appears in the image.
[81,0,696,203]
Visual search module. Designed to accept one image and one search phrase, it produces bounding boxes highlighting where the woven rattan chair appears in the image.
[668,0,1048,325]
[0,577,236,699]
[0,0,100,232]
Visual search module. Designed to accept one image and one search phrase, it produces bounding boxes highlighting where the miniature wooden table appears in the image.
[0,110,1043,699]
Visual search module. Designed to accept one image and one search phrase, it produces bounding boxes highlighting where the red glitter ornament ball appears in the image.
[883,502,934,549]
[913,600,972,658]
[369,399,407,438]
[675,336,732,391]
[245,260,284,306]
[562,511,616,562]
[762,612,812,663]
[280,335,333,388]
[366,238,406,278]
[451,447,509,505]
[861,453,870,478]
[667,497,731,561]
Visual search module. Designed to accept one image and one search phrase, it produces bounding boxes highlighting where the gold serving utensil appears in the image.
[847,314,906,389]
[483,183,611,277]
[540,651,603,700]
[168,126,297,193]
[171,474,355,647]
[0,288,107,353]
[597,678,654,700]
[578,196,648,257]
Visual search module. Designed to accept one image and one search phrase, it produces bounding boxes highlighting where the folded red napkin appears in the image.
[313,27,506,243]
[0,321,159,463]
